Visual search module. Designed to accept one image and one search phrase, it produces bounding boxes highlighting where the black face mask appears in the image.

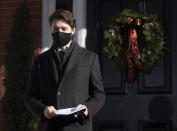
[52,31,72,47]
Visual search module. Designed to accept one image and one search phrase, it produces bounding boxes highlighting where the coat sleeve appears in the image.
[85,54,105,117]
[24,57,46,119]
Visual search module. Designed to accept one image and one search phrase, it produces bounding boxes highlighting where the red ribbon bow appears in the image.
[126,18,145,83]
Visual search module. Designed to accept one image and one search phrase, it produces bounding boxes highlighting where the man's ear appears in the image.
[71,28,76,35]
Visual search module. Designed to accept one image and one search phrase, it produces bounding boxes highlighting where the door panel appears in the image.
[86,0,177,131]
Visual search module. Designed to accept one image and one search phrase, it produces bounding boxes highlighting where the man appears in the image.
[25,9,105,131]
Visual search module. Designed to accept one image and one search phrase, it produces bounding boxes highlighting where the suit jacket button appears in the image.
[58,91,62,95]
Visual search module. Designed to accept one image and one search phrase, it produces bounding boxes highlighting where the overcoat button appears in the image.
[58,91,62,95]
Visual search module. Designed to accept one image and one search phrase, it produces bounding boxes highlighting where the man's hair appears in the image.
[49,9,76,28]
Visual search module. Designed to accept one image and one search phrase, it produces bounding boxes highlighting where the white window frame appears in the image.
[42,0,56,52]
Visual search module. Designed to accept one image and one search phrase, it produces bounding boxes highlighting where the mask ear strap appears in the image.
[71,32,76,40]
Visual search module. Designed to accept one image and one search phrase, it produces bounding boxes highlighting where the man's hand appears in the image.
[75,104,88,116]
[43,106,57,119]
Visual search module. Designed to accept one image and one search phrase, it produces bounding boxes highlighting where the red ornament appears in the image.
[112,40,117,45]
[135,19,141,26]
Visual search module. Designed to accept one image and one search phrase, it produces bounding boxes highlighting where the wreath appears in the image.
[103,9,166,83]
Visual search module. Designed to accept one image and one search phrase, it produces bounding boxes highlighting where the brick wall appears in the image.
[0,0,42,130]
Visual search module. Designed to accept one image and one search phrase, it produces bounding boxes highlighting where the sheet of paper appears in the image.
[55,107,86,115]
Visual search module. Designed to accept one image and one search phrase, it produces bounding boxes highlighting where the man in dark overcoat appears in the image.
[25,9,105,131]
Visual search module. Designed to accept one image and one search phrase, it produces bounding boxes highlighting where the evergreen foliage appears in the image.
[2,1,36,131]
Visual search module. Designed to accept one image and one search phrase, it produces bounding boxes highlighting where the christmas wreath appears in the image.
[103,9,166,83]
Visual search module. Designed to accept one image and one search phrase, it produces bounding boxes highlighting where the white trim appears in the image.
[73,0,87,48]
[42,0,56,52]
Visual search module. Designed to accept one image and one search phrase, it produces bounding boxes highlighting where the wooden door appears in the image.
[86,0,177,131]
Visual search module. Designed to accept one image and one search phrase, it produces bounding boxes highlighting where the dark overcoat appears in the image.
[25,42,105,131]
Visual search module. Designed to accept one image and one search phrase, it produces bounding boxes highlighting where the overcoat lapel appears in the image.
[47,49,59,85]
[59,43,82,89]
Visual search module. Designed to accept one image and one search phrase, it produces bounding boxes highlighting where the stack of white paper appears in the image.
[55,107,86,115]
